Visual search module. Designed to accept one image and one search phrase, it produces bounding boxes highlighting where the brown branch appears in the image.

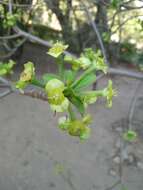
[21,90,48,101]
[13,26,74,57]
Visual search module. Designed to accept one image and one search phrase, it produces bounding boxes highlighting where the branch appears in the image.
[13,26,74,57]
[108,68,143,80]
[0,33,21,40]
[0,38,26,60]
[128,81,142,130]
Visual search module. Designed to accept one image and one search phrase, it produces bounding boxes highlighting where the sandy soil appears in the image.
[0,43,143,190]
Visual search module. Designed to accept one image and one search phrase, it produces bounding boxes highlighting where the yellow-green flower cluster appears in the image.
[103,80,117,107]
[48,42,68,58]
[80,80,117,108]
[16,62,35,90]
[64,49,108,73]
[45,79,69,112]
[58,114,92,140]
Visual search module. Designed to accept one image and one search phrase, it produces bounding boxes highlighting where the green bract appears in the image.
[48,42,68,58]
[45,79,69,112]
[0,60,16,76]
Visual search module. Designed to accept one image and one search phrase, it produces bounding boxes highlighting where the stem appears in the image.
[56,55,65,80]
[82,90,104,97]
[68,103,76,121]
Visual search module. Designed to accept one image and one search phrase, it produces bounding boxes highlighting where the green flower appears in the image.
[79,56,92,70]
[103,80,117,108]
[68,118,91,140]
[83,92,98,107]
[0,60,16,76]
[80,90,103,107]
[45,79,69,112]
[58,116,70,130]
[93,55,108,73]
[80,127,91,140]
[20,62,35,82]
[16,62,35,90]
[58,115,92,140]
[48,42,68,58]
[79,49,108,73]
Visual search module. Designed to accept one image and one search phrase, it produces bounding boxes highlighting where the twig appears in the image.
[108,68,143,80]
[128,81,142,130]
[0,38,26,60]
[0,33,21,40]
[13,26,74,57]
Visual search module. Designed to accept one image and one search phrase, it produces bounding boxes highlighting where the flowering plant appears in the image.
[0,42,117,140]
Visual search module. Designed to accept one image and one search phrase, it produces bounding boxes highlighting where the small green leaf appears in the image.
[123,130,137,142]
[64,70,75,85]
[42,73,60,83]
[73,73,96,91]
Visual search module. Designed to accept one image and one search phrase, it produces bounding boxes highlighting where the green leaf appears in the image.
[73,72,96,91]
[123,130,137,142]
[64,70,75,85]
[70,95,85,115]
[42,73,60,83]
[64,88,85,115]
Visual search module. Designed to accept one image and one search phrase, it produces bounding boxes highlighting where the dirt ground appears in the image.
[0,43,143,190]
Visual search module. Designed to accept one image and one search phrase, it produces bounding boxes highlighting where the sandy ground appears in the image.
[0,43,143,190]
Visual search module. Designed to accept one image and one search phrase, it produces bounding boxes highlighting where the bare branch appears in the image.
[13,26,74,57]
[0,33,21,40]
[0,38,26,60]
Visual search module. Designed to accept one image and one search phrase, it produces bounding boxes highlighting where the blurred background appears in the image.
[0,1,143,190]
